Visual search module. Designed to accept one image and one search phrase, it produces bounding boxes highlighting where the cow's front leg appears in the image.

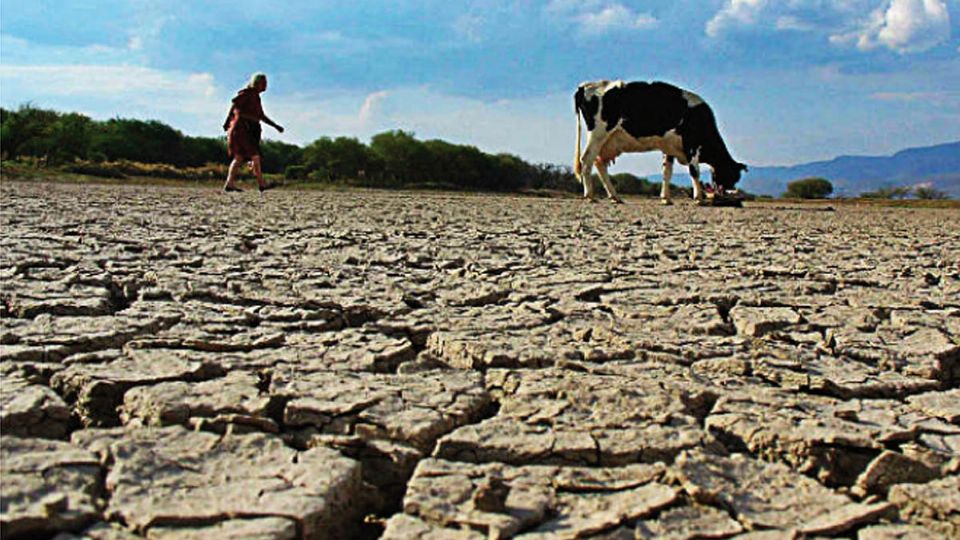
[661,155,674,205]
[688,153,706,205]
[578,130,607,202]
[579,161,597,202]
[595,161,624,204]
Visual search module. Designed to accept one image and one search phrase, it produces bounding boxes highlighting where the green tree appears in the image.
[284,165,308,181]
[182,136,226,167]
[783,177,833,199]
[427,142,498,190]
[0,104,61,161]
[532,163,579,192]
[46,113,94,164]
[301,136,377,181]
[260,140,302,174]
[328,137,375,180]
[422,139,460,186]
[491,153,531,191]
[89,118,184,164]
[370,130,429,184]
[301,137,336,181]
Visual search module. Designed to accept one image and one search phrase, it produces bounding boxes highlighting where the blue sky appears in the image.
[2,0,958,174]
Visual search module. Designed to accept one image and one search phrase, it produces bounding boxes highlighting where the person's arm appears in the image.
[223,105,234,131]
[262,113,284,133]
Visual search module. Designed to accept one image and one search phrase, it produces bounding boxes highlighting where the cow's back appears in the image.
[600,82,690,139]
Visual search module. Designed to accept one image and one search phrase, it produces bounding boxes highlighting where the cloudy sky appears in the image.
[1,0,958,174]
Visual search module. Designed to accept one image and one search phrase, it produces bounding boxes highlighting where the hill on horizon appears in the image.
[741,141,960,197]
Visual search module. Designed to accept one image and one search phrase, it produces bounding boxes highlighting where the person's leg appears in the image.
[223,158,243,191]
[252,155,277,193]
[251,155,265,190]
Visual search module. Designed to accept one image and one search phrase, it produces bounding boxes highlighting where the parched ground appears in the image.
[1,181,958,540]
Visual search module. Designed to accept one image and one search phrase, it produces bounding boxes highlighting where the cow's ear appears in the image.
[739,163,749,173]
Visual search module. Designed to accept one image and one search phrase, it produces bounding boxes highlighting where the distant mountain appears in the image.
[646,141,960,198]
[739,141,960,197]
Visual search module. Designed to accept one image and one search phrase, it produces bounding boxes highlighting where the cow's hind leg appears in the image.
[595,161,624,204]
[661,155,674,205]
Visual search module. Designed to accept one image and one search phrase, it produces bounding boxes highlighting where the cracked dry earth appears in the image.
[1,181,958,540]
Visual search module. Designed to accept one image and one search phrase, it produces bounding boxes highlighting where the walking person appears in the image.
[222,72,284,193]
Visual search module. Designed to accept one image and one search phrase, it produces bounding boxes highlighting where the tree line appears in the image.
[1,104,680,196]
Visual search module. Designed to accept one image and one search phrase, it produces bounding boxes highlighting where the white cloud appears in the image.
[707,0,950,53]
[775,15,816,31]
[837,0,951,53]
[706,0,767,38]
[545,0,658,36]
[287,29,417,56]
[453,13,485,43]
[125,20,163,53]
[579,4,658,34]
[0,33,138,65]
[870,90,959,105]
[0,65,218,100]
[544,0,592,16]
[357,91,388,125]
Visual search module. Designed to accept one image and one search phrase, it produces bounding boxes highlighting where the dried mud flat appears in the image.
[1,181,958,540]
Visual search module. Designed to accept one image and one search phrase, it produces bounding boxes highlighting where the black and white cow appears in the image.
[574,80,747,204]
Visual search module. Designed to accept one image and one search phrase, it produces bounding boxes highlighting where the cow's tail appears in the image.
[574,106,583,178]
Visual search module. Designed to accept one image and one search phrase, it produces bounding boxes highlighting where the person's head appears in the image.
[247,72,268,92]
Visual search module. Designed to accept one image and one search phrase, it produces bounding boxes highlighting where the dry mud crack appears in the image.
[1,182,958,539]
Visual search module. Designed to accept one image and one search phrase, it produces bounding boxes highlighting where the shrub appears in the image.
[913,186,948,200]
[783,177,833,199]
[57,159,228,181]
[285,165,308,181]
[307,168,331,182]
[61,161,127,179]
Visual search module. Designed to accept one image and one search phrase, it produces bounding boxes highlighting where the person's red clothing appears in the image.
[225,88,265,160]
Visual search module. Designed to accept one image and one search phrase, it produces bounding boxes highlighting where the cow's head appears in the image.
[713,162,748,190]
